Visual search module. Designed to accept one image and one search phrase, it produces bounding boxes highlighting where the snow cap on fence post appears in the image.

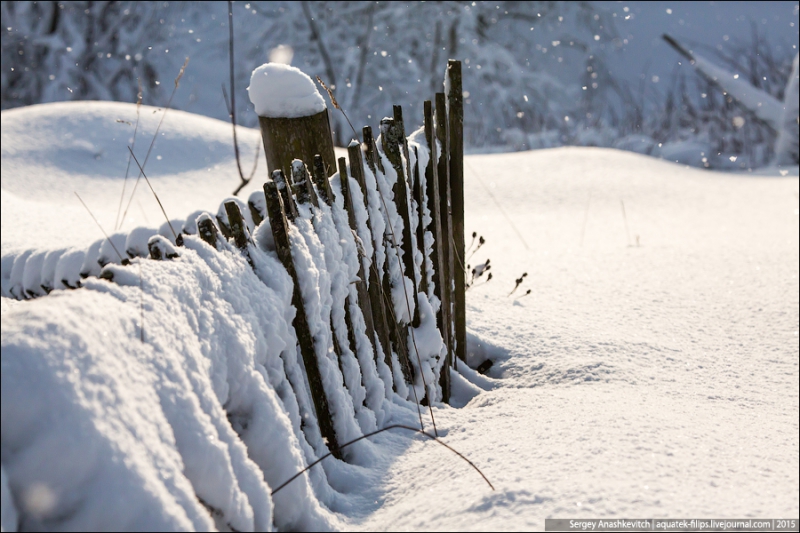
[248,63,337,181]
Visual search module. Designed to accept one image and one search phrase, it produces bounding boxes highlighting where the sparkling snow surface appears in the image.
[2,102,798,530]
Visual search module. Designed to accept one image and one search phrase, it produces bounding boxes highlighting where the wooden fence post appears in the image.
[224,201,249,251]
[197,213,220,249]
[411,145,428,296]
[258,109,337,182]
[392,106,414,197]
[263,179,341,459]
[311,154,336,206]
[435,92,456,371]
[346,143,395,376]
[337,155,383,369]
[273,168,298,221]
[248,193,265,227]
[224,201,254,267]
[216,213,233,240]
[446,60,466,365]
[424,100,451,402]
[379,116,421,327]
[363,126,385,175]
[291,160,317,208]
[292,160,350,372]
[368,122,413,385]
[357,128,402,388]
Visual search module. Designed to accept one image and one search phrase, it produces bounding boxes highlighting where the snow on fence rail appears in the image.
[2,60,470,528]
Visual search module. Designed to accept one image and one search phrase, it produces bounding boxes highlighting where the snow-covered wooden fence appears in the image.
[3,60,468,471]
[247,60,466,424]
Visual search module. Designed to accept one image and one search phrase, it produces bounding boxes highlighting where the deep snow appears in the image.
[1,102,798,530]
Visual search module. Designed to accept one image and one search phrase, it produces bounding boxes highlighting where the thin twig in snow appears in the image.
[222,85,261,197]
[225,1,260,197]
[115,77,143,231]
[75,192,127,264]
[508,272,528,297]
[127,147,180,244]
[466,235,485,262]
[620,198,631,247]
[466,231,477,254]
[271,423,494,496]
[119,57,189,229]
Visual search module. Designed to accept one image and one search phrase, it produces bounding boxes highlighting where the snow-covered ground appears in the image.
[2,102,798,531]
[353,148,800,529]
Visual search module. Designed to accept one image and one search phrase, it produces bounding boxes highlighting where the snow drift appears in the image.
[1,237,342,531]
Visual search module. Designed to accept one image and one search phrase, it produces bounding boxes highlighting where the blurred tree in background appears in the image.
[2,1,796,168]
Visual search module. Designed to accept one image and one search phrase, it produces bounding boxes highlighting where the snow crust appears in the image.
[247,63,326,119]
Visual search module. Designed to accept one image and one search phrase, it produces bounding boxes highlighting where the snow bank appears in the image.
[1,238,344,531]
[247,63,326,119]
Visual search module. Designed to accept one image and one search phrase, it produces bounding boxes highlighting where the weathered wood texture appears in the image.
[392,106,414,199]
[424,100,450,402]
[379,117,420,327]
[249,200,264,227]
[258,109,337,182]
[263,178,341,459]
[360,127,403,388]
[291,160,317,208]
[411,145,428,295]
[224,201,254,269]
[293,160,352,370]
[435,92,456,371]
[446,60,466,364]
[197,214,219,249]
[349,142,395,379]
[273,166,298,221]
[224,201,249,251]
[338,156,381,370]
[362,126,384,175]
[311,154,336,206]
